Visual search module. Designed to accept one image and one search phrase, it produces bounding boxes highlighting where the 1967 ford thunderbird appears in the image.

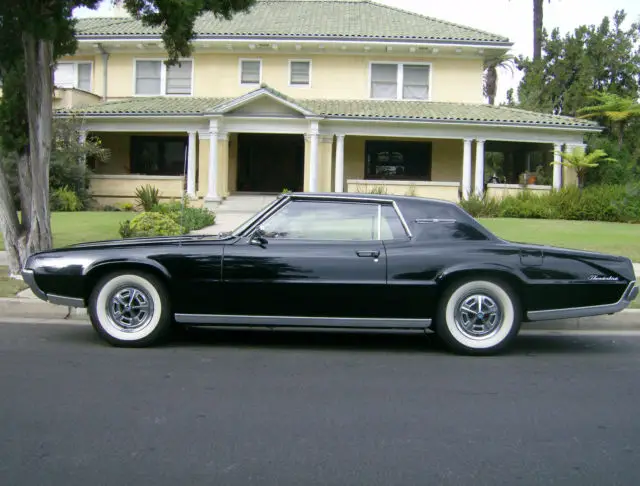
[22,193,638,355]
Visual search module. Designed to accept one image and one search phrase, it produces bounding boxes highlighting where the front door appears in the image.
[220,200,387,318]
[236,133,304,192]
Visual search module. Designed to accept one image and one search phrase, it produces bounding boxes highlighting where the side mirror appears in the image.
[250,227,268,246]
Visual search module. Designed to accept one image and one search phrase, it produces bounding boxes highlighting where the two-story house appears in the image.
[56,0,599,206]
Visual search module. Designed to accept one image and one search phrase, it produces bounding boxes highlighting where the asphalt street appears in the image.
[1,320,640,486]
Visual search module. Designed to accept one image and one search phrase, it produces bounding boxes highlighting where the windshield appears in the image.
[230,196,286,237]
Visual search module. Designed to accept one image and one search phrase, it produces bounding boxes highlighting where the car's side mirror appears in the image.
[250,227,268,247]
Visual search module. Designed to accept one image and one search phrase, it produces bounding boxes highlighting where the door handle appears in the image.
[356,250,380,258]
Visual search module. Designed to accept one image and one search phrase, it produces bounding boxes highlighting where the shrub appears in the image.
[118,220,133,238]
[50,186,82,211]
[101,204,121,212]
[151,198,216,233]
[458,184,640,223]
[117,202,135,212]
[124,212,183,238]
[135,184,160,211]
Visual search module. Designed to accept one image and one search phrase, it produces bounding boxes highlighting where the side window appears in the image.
[380,205,409,240]
[260,201,379,241]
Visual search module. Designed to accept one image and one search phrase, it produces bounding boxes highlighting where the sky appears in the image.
[74,0,640,103]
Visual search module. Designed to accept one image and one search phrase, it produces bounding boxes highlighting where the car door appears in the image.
[220,199,388,319]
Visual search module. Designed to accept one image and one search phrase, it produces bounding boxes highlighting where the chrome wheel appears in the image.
[454,293,502,339]
[107,287,154,332]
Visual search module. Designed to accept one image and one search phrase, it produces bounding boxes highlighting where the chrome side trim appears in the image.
[47,294,86,308]
[527,281,637,321]
[392,201,413,239]
[21,269,47,301]
[175,314,432,329]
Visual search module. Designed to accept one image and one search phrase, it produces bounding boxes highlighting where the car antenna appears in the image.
[179,142,188,246]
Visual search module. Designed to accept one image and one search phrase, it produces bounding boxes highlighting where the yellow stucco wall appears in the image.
[60,52,484,102]
[318,137,334,192]
[90,175,184,202]
[197,138,210,197]
[94,133,130,174]
[346,180,460,202]
[486,184,552,199]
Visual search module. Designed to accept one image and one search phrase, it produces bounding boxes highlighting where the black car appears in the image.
[22,193,638,355]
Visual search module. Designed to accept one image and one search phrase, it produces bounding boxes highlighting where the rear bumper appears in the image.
[21,269,85,308]
[527,281,637,321]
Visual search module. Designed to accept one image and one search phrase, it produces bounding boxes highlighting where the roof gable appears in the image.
[209,86,315,116]
[75,0,510,45]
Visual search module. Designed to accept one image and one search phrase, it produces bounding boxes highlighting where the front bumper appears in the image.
[21,269,85,308]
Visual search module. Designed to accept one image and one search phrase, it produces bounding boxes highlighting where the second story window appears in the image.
[370,63,430,101]
[240,59,262,85]
[135,60,193,96]
[289,60,311,87]
[54,62,92,91]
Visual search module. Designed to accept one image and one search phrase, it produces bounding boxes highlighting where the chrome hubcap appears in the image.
[455,293,502,339]
[107,287,153,332]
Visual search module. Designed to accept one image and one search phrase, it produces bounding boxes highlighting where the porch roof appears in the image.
[75,0,510,46]
[58,88,600,131]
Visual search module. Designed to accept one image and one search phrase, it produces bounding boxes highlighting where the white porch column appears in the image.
[553,143,563,190]
[186,130,197,198]
[474,138,485,197]
[462,138,473,200]
[205,118,220,202]
[334,134,345,192]
[308,119,320,192]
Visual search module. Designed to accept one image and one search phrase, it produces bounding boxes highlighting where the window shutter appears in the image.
[166,61,192,95]
[54,64,76,88]
[402,65,430,100]
[290,61,310,85]
[77,63,92,91]
[371,64,398,99]
[241,60,261,84]
[135,61,162,95]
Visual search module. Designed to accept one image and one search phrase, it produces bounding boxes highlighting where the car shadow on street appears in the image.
[166,327,634,356]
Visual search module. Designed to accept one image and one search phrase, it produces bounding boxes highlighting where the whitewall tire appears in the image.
[89,271,171,347]
[436,278,521,355]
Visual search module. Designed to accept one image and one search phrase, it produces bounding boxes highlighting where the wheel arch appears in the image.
[83,259,171,301]
[435,265,527,318]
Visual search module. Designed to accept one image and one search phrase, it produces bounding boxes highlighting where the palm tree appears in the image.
[552,146,615,188]
[483,54,515,105]
[510,0,550,60]
[578,92,640,148]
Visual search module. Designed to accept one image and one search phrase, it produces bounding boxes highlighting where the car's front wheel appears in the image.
[435,278,521,355]
[88,271,172,347]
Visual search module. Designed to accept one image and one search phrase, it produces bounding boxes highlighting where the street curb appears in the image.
[1,297,639,330]
[0,298,88,321]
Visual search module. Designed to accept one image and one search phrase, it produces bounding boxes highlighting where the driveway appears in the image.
[1,321,640,485]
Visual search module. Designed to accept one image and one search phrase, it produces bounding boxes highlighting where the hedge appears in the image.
[460,184,640,223]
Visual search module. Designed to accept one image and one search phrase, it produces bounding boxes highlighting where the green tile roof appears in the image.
[75,0,510,45]
[58,92,599,129]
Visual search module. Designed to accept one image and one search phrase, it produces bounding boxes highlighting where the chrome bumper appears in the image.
[21,269,85,308]
[528,281,637,321]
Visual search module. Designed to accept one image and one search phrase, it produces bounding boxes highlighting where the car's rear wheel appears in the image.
[88,271,171,347]
[435,278,521,355]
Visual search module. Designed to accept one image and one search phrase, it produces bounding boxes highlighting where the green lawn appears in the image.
[0,212,129,251]
[480,218,640,262]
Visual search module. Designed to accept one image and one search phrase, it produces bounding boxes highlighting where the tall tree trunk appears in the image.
[22,32,53,257]
[0,158,28,276]
[533,0,544,61]
[486,67,498,105]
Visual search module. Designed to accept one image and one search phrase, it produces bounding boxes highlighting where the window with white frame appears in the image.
[54,62,92,91]
[134,59,193,95]
[370,63,430,100]
[289,60,311,86]
[240,60,261,85]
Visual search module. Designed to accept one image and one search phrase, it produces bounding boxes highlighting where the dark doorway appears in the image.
[237,133,305,192]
